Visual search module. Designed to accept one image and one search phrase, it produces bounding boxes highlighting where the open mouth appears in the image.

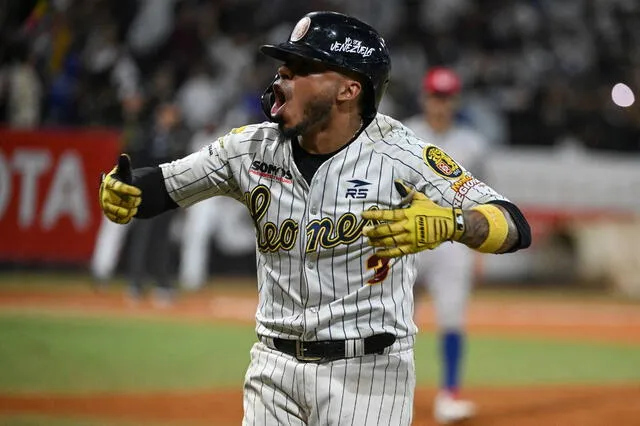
[270,84,287,118]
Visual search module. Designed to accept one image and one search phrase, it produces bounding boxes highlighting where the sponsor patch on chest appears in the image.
[250,161,293,184]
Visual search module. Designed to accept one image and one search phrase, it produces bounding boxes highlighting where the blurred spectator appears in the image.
[1,40,43,128]
[111,49,140,101]
[144,62,177,111]
[198,2,253,104]
[45,50,80,125]
[83,19,120,75]
[163,0,204,79]
[176,61,226,132]
[127,0,178,64]
[79,19,127,126]
[0,0,637,151]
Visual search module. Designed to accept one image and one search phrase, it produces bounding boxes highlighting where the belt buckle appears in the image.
[295,340,323,362]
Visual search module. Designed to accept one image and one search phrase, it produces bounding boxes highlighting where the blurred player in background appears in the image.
[91,216,130,284]
[405,67,488,424]
[91,93,146,285]
[126,102,190,305]
[179,120,255,290]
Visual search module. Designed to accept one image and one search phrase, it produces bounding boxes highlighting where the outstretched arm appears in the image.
[99,127,243,224]
[130,166,178,218]
[99,154,178,224]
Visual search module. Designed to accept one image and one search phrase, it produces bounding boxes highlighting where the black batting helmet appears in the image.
[259,11,391,124]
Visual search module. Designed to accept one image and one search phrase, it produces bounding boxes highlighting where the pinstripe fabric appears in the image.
[243,342,415,426]
[159,113,507,424]
[160,114,506,341]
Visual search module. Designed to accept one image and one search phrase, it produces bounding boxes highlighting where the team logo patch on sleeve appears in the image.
[423,146,463,179]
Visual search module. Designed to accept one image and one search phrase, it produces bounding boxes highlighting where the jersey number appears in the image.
[366,255,390,284]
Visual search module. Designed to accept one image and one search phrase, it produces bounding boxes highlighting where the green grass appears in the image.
[0,414,163,426]
[414,333,640,386]
[0,313,255,393]
[0,312,639,394]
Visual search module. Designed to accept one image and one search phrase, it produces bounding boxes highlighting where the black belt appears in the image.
[262,333,396,362]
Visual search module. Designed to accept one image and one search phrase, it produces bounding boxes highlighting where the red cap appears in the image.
[423,67,461,96]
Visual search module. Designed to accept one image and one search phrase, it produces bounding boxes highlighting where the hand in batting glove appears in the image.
[99,154,141,224]
[360,180,465,258]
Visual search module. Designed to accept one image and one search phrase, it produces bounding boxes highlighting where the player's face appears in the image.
[271,58,345,138]
[425,94,458,121]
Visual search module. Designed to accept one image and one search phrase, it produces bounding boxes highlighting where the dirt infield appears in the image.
[1,285,639,425]
[2,286,639,343]
[1,385,639,426]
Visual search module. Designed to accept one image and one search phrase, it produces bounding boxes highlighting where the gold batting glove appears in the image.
[99,154,141,224]
[361,180,465,258]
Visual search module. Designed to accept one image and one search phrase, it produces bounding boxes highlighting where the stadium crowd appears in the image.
[1,0,639,151]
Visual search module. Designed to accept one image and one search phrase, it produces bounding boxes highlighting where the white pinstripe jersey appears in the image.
[160,113,507,342]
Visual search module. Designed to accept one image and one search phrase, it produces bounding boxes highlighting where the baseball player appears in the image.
[405,67,488,423]
[98,11,531,426]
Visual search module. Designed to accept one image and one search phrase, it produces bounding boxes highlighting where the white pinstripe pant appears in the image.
[243,342,415,426]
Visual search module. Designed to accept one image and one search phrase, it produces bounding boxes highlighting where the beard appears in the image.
[276,95,334,139]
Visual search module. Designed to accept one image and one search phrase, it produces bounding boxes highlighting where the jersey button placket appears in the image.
[309,177,319,216]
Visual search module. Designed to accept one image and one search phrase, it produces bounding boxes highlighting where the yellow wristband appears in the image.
[471,204,509,253]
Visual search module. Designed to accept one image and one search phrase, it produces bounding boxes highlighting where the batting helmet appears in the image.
[260,11,391,124]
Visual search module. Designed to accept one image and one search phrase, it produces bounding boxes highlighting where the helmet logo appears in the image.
[290,17,311,42]
[330,37,375,57]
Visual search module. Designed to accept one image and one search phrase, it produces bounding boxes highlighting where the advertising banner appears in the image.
[0,129,121,262]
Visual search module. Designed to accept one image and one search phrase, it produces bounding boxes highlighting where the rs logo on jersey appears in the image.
[345,179,371,199]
